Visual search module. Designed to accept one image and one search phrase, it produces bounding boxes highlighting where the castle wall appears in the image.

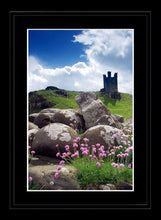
[102,71,121,100]
[104,72,118,93]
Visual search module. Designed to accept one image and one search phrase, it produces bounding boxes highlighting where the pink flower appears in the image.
[80,143,85,147]
[57,165,62,171]
[128,164,132,168]
[92,147,96,153]
[111,162,115,166]
[67,152,71,156]
[120,163,125,167]
[96,162,101,167]
[80,147,88,152]
[29,176,32,182]
[128,146,133,151]
[111,163,119,168]
[74,151,79,156]
[31,151,35,154]
[96,143,100,147]
[65,145,70,151]
[93,155,97,160]
[114,163,119,168]
[54,172,59,179]
[56,152,60,157]
[82,150,88,155]
[28,146,31,149]
[99,153,107,158]
[69,123,74,127]
[83,138,89,143]
[56,144,59,148]
[62,152,67,158]
[71,151,79,158]
[73,143,78,148]
[59,160,65,165]
[76,137,81,142]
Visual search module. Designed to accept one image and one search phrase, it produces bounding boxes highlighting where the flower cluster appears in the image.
[110,126,133,168]
[54,125,133,179]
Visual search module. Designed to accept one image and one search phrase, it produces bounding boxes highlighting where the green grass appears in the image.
[71,157,132,188]
[37,90,81,109]
[95,92,133,120]
[29,89,133,119]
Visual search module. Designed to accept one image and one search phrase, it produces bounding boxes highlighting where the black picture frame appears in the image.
[9,10,151,212]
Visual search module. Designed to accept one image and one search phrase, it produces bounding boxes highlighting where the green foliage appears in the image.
[95,92,133,119]
[29,89,133,119]
[71,157,132,187]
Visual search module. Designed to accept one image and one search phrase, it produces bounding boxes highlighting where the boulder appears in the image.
[83,125,122,151]
[32,123,78,157]
[75,92,111,129]
[40,108,85,131]
[29,113,39,123]
[113,114,124,123]
[30,155,61,166]
[34,113,53,128]
[29,165,80,190]
[99,184,116,190]
[28,128,40,147]
[95,115,121,128]
[28,121,39,130]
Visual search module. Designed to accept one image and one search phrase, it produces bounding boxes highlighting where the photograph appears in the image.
[27,29,134,191]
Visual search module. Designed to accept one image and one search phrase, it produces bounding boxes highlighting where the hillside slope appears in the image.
[29,89,133,120]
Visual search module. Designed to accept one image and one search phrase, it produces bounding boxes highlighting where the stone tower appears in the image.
[100,71,121,100]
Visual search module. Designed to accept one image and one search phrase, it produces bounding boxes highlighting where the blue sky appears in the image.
[28,29,134,94]
[29,30,87,68]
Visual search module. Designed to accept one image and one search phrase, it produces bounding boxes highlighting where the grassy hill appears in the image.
[29,89,133,120]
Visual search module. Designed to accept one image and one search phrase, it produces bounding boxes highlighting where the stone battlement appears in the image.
[100,71,121,100]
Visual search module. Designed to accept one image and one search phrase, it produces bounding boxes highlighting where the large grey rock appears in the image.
[39,108,85,131]
[99,184,116,190]
[75,92,111,129]
[113,114,124,123]
[95,115,121,128]
[28,128,40,147]
[32,123,78,157]
[29,113,39,123]
[29,165,80,190]
[34,113,53,128]
[28,121,39,130]
[83,125,122,151]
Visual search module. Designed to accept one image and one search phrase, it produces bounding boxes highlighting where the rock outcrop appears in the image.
[75,92,121,129]
[83,125,122,151]
[29,165,80,190]
[32,123,77,157]
[32,108,85,131]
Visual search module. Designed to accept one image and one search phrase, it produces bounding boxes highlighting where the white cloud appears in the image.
[28,29,133,94]
[73,29,133,94]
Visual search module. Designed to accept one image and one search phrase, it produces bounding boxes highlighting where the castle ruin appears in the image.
[100,71,121,100]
